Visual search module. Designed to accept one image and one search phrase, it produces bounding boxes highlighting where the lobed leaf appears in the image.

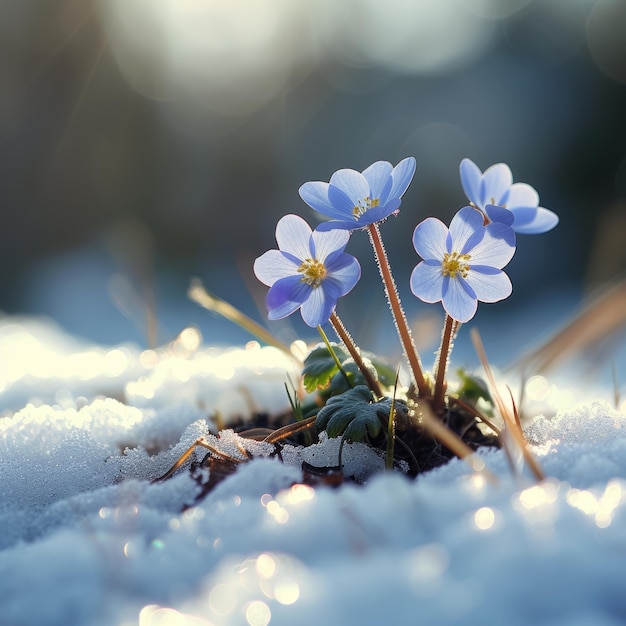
[316,385,392,442]
[302,343,350,392]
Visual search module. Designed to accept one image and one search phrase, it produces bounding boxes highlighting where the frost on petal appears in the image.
[460,158,482,207]
[412,218,448,261]
[465,268,513,303]
[324,254,361,296]
[448,207,485,251]
[507,182,539,209]
[266,276,309,320]
[311,227,350,263]
[300,284,335,327]
[469,223,516,268]
[387,157,417,201]
[512,206,559,234]
[361,161,393,201]
[299,182,346,221]
[442,277,477,323]
[410,262,443,303]
[275,215,313,261]
[480,163,512,207]
[253,250,300,287]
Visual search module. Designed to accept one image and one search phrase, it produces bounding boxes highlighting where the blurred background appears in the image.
[1,0,625,369]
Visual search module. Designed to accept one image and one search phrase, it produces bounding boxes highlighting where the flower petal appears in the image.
[310,227,350,262]
[449,206,485,251]
[253,250,300,287]
[387,157,417,201]
[480,163,512,207]
[275,214,313,261]
[300,284,336,327]
[354,199,401,227]
[299,182,347,221]
[507,182,539,209]
[512,206,559,234]
[315,219,362,232]
[442,277,478,323]
[324,254,361,296]
[460,158,482,207]
[412,217,448,261]
[266,276,309,320]
[484,204,514,227]
[469,223,516,268]
[410,261,443,303]
[328,169,370,207]
[361,161,393,202]
[466,268,512,303]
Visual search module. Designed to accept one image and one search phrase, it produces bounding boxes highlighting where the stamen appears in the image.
[298,258,326,287]
[352,196,380,219]
[442,252,470,278]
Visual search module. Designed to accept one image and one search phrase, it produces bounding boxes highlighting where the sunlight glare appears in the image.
[281,483,315,506]
[255,553,277,579]
[474,506,495,531]
[100,0,307,116]
[139,604,211,626]
[208,583,237,616]
[245,600,271,626]
[274,578,300,605]
[333,0,494,74]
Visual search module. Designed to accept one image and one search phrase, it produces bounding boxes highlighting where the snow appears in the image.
[2,315,626,625]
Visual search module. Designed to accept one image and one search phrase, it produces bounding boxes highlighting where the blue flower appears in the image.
[299,157,416,230]
[460,158,559,235]
[253,214,361,327]
[410,207,515,323]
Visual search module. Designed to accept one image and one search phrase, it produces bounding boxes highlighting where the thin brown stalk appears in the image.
[367,223,430,397]
[510,278,626,375]
[471,328,545,482]
[330,312,384,398]
[152,437,245,482]
[433,315,457,413]
[414,400,498,485]
[262,417,317,444]
[450,396,501,436]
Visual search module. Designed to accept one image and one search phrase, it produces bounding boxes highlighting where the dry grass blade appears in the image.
[450,396,501,436]
[510,278,626,375]
[151,437,245,483]
[471,328,545,482]
[263,416,317,444]
[414,401,499,485]
[188,278,303,366]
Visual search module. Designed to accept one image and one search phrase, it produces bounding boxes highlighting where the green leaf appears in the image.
[316,385,392,442]
[370,359,396,387]
[302,344,349,392]
[456,369,492,405]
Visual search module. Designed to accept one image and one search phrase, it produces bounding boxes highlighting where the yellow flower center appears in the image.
[298,258,326,287]
[442,252,471,278]
[352,196,380,219]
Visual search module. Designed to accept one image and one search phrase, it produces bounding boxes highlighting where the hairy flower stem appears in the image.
[367,224,430,397]
[330,312,384,398]
[433,315,458,414]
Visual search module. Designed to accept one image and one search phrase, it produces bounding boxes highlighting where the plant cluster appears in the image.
[251,157,558,474]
